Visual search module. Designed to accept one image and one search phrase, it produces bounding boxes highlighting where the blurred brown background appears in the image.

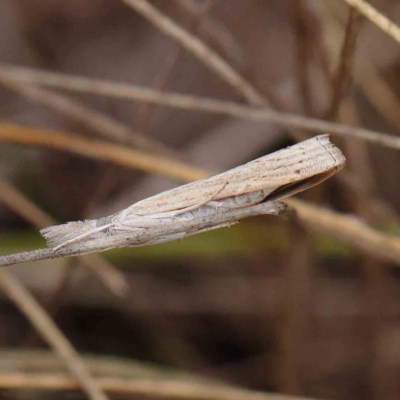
[1,1,400,399]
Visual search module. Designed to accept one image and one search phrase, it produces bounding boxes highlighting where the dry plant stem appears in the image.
[82,255,128,296]
[23,260,75,348]
[287,198,400,263]
[291,1,313,115]
[357,64,400,130]
[335,67,390,400]
[2,198,400,268]
[0,202,284,266]
[175,0,246,69]
[133,44,185,132]
[341,172,399,223]
[328,13,392,388]
[0,349,322,399]
[174,0,281,106]
[0,178,54,227]
[0,79,174,156]
[0,373,318,400]
[0,350,320,400]
[278,219,312,394]
[321,13,400,224]
[128,3,213,368]
[343,0,400,45]
[121,0,267,106]
[299,4,332,96]
[340,101,382,216]
[133,0,211,132]
[325,8,380,210]
[324,14,400,131]
[0,123,206,182]
[0,176,128,296]
[1,65,399,150]
[325,8,364,120]
[0,270,109,400]
[282,4,314,384]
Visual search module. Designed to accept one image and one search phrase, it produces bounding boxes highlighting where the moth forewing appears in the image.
[121,134,345,215]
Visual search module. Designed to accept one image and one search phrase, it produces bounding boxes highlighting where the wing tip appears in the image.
[316,134,347,168]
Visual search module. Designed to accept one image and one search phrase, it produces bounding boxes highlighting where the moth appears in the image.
[41,135,346,250]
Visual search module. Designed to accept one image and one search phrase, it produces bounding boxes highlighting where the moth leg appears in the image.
[53,223,114,251]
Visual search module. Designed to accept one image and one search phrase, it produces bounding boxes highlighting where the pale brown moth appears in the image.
[41,135,345,250]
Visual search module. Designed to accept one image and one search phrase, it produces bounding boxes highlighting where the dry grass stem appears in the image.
[0,78,174,156]
[326,8,364,119]
[0,178,54,227]
[132,0,212,133]
[0,202,285,266]
[175,0,247,69]
[0,177,128,296]
[288,198,400,264]
[0,123,206,182]
[356,64,400,130]
[0,371,319,400]
[0,270,110,400]
[1,64,399,150]
[343,0,400,45]
[291,2,313,115]
[121,0,268,106]
[2,196,400,270]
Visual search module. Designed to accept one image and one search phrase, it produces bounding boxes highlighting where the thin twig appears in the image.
[0,78,175,156]
[291,1,313,115]
[327,6,400,222]
[0,270,109,400]
[0,177,54,227]
[320,8,400,224]
[325,8,364,119]
[121,0,268,106]
[0,372,319,400]
[0,177,128,296]
[0,202,285,266]
[2,197,400,268]
[24,259,75,347]
[1,65,399,150]
[175,0,247,69]
[0,123,207,182]
[357,63,400,130]
[287,198,400,264]
[343,0,400,45]
[133,0,212,132]
[277,217,312,394]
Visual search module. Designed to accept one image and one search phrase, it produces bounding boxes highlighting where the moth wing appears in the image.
[123,135,345,216]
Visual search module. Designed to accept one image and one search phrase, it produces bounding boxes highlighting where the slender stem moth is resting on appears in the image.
[41,135,346,251]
